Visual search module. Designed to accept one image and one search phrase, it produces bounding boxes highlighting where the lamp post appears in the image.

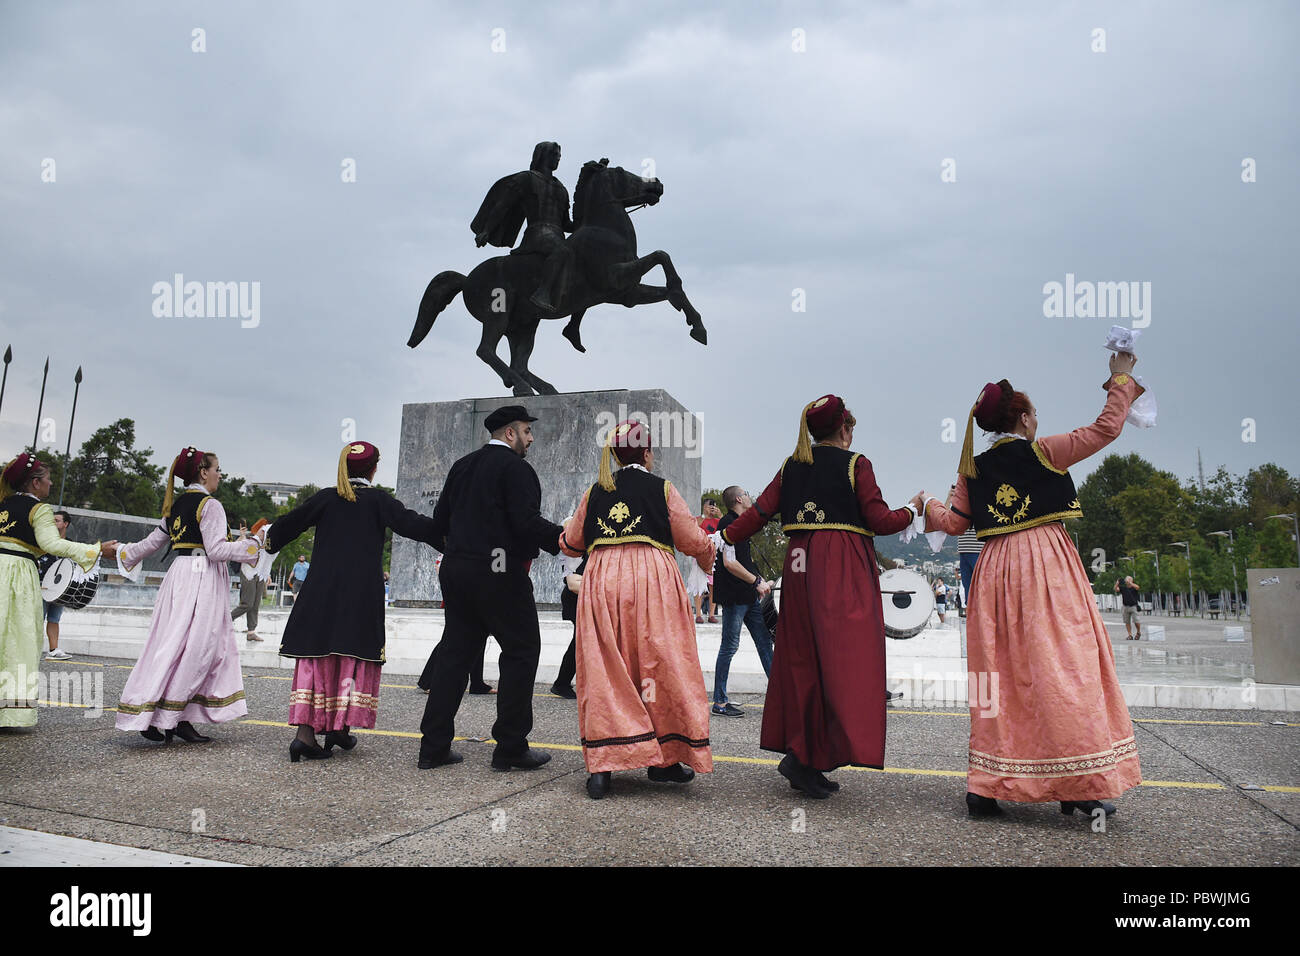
[1208,530,1239,620]
[1140,549,1160,613]
[1266,513,1300,570]
[1169,541,1195,617]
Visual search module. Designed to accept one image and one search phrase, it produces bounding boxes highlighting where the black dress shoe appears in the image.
[647,763,695,784]
[966,791,1002,817]
[812,770,840,792]
[586,771,611,799]
[550,683,577,699]
[778,754,831,799]
[289,739,331,763]
[468,682,496,695]
[491,748,552,771]
[139,727,166,742]
[416,748,464,770]
[171,721,211,743]
[1061,799,1117,816]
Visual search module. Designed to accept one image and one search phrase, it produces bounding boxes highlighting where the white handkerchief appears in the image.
[1127,375,1157,428]
[1105,325,1141,353]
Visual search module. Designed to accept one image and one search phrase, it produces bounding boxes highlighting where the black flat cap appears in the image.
[484,405,538,433]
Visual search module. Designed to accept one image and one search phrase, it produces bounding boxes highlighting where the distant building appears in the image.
[248,481,302,507]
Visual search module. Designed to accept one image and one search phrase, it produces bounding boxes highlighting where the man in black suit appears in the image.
[418,405,566,771]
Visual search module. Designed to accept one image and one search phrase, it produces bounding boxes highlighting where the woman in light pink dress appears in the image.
[923,351,1144,821]
[115,447,262,743]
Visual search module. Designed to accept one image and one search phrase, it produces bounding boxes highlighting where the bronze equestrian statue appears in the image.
[408,143,706,396]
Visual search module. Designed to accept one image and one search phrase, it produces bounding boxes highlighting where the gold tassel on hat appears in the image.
[597,439,617,492]
[337,444,357,502]
[0,458,16,499]
[958,398,980,480]
[161,458,179,518]
[793,401,816,464]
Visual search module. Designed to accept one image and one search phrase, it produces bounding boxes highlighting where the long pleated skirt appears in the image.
[965,522,1141,802]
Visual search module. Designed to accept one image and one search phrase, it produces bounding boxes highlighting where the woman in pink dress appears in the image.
[115,448,262,743]
[923,352,1144,820]
[559,420,716,799]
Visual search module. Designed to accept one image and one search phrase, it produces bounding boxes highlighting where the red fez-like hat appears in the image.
[2,452,43,489]
[172,447,204,484]
[804,394,846,436]
[345,441,380,477]
[972,383,1004,430]
[611,419,651,450]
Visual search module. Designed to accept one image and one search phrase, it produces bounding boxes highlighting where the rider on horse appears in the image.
[471,141,577,323]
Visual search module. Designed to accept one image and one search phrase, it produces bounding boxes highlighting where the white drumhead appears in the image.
[880,568,935,639]
[40,557,78,603]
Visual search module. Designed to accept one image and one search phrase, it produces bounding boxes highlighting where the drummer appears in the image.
[718,395,923,797]
[1,454,115,728]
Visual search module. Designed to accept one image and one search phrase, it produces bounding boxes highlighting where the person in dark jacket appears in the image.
[268,442,440,763]
[417,405,565,772]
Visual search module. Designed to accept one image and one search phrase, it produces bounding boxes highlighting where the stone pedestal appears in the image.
[389,388,703,607]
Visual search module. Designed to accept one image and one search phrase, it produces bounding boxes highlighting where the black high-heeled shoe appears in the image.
[323,730,357,752]
[139,727,166,742]
[289,738,332,763]
[170,721,211,743]
[1061,799,1117,816]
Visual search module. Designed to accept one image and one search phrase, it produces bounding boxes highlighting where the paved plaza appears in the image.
[2,619,1296,867]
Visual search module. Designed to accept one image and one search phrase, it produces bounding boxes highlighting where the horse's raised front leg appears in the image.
[609,252,707,345]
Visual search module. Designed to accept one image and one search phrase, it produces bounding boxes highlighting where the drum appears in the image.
[41,558,100,610]
[880,568,934,640]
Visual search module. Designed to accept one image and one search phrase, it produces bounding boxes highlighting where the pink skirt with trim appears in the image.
[287,655,381,732]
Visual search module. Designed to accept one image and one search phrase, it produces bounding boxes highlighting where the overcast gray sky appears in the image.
[1,0,1296,507]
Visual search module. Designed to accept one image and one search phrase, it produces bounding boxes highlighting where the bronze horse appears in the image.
[407,159,706,396]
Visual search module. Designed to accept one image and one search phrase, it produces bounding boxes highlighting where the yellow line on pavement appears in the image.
[231,721,1295,791]
[47,660,104,668]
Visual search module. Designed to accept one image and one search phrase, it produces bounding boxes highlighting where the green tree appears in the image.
[1113,470,1194,554]
[61,419,164,515]
[1074,453,1157,564]
[1244,463,1299,526]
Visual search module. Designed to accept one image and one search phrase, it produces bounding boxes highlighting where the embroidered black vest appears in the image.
[0,494,41,555]
[965,438,1083,540]
[778,445,872,537]
[166,490,211,550]
[583,468,674,554]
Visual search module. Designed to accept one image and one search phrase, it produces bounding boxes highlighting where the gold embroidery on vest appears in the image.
[0,510,13,536]
[596,501,643,538]
[988,484,1032,526]
[795,500,825,523]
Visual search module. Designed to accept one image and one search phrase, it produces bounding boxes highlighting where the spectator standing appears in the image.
[711,486,774,717]
[1115,575,1142,640]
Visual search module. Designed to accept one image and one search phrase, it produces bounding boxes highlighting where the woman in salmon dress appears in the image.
[923,352,1144,820]
[558,420,716,799]
[115,448,262,743]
